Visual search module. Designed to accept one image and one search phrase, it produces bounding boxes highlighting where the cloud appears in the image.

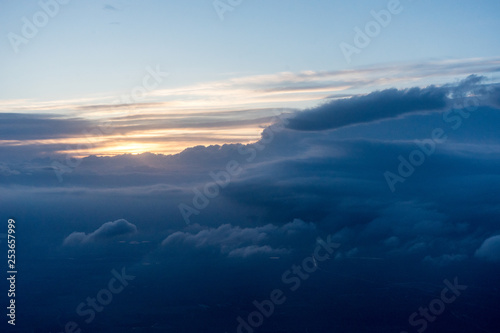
[63,219,137,246]
[162,224,274,248]
[161,219,316,257]
[0,113,94,140]
[6,74,500,332]
[423,254,468,266]
[0,163,20,176]
[147,57,500,112]
[227,245,290,258]
[475,235,500,262]
[286,86,448,131]
[0,108,291,159]
[2,61,499,159]
[487,85,500,108]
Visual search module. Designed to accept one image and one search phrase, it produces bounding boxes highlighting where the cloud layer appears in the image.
[2,59,499,159]
[3,76,500,332]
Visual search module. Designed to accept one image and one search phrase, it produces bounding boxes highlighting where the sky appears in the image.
[1,1,500,333]
[1,0,500,156]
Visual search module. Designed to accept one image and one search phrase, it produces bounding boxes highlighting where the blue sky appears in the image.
[1,0,500,100]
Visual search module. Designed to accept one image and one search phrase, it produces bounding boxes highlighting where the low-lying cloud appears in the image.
[161,219,315,257]
[475,235,500,262]
[63,219,137,245]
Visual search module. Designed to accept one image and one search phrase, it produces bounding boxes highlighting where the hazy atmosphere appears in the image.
[1,1,500,332]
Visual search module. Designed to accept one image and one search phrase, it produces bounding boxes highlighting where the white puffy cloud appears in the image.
[63,219,137,246]
[162,219,315,257]
[475,235,500,262]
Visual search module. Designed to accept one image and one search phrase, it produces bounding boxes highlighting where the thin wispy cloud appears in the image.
[2,59,499,159]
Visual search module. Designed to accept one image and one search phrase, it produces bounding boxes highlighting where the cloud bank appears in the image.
[3,76,500,332]
[286,86,448,131]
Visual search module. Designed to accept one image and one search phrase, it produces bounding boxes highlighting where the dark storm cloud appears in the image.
[286,85,448,131]
[0,113,95,140]
[4,77,500,332]
[13,100,496,264]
